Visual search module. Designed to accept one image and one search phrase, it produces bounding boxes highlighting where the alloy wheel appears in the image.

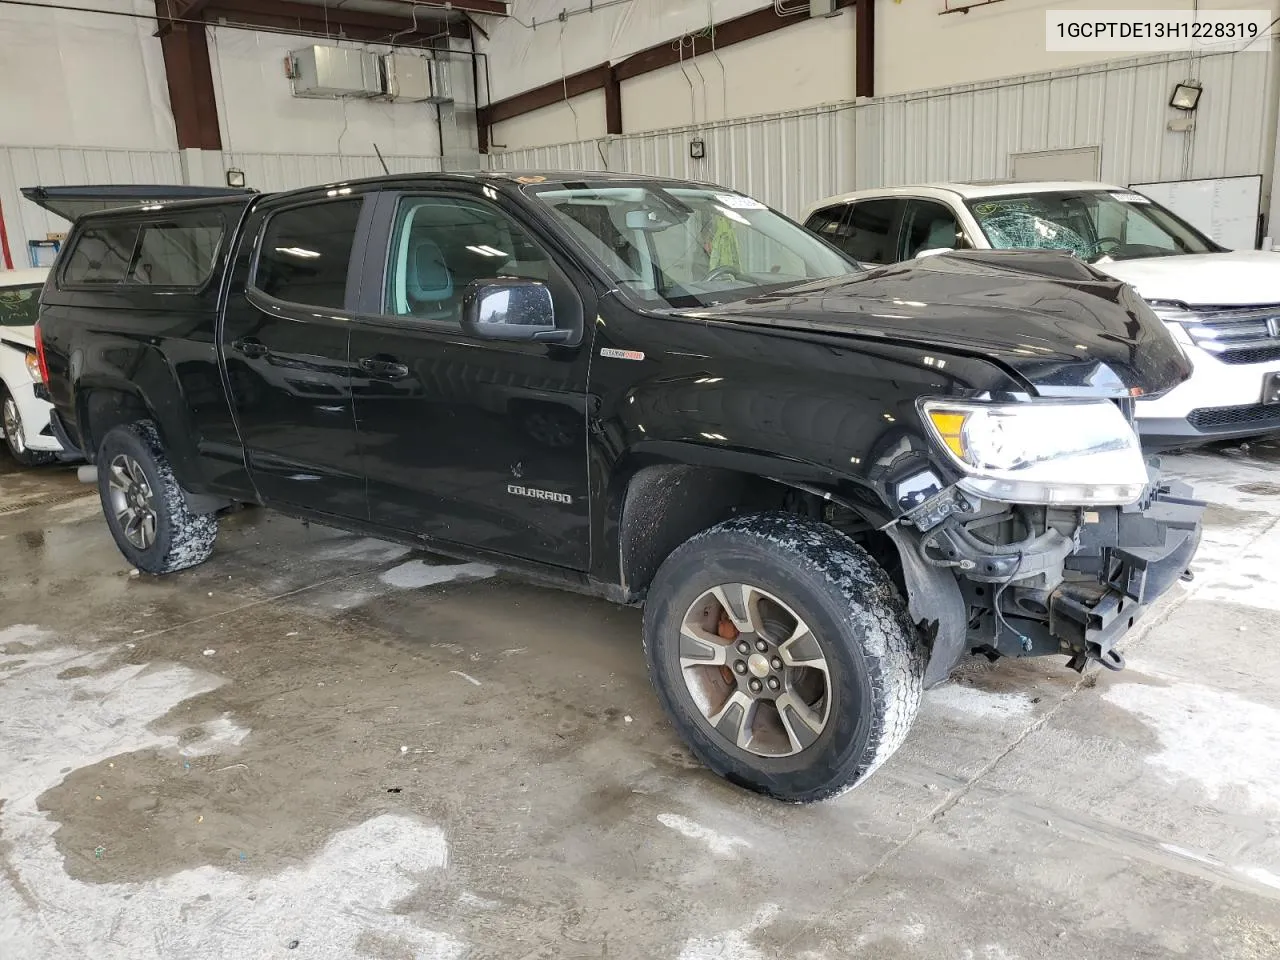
[107,454,158,550]
[2,397,25,455]
[679,583,832,757]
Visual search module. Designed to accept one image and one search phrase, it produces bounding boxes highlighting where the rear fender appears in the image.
[75,376,203,492]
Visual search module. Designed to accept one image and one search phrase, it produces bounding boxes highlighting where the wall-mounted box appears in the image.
[291,45,381,99]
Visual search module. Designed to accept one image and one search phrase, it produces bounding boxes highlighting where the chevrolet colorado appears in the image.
[32,172,1202,801]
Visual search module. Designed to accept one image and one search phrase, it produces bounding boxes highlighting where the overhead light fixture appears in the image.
[1169,80,1202,112]
[226,168,246,188]
[689,137,705,160]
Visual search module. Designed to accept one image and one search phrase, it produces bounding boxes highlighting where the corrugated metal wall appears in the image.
[490,49,1276,219]
[0,147,183,269]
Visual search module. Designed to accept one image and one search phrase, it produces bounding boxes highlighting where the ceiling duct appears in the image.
[290,46,382,99]
[382,52,454,103]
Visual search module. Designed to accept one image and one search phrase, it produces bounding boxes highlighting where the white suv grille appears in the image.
[1174,304,1280,365]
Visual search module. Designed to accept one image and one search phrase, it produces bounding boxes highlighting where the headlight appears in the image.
[921,399,1148,505]
[24,351,42,383]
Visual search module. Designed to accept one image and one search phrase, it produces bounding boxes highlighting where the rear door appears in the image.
[841,198,905,265]
[803,199,903,265]
[346,183,594,569]
[219,188,374,518]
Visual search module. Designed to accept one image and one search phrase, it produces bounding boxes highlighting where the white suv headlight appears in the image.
[920,399,1148,505]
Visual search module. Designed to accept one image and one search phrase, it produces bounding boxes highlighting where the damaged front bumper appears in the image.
[894,468,1205,686]
[1049,479,1202,671]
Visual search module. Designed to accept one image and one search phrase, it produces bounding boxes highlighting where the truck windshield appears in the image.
[0,284,41,327]
[966,190,1219,263]
[530,184,856,307]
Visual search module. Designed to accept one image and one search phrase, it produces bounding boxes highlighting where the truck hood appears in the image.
[699,250,1191,398]
[1092,250,1280,306]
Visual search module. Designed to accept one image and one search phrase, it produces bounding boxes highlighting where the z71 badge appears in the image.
[507,484,573,505]
[600,347,645,361]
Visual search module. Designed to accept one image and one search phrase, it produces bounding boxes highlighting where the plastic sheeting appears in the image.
[490,49,1277,219]
[0,0,176,152]
[479,0,768,101]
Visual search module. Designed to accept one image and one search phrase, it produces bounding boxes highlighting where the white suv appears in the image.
[802,182,1280,448]
[0,267,64,465]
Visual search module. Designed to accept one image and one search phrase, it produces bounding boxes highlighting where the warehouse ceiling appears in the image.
[156,0,507,45]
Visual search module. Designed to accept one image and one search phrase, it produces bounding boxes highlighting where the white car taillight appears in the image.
[24,350,42,383]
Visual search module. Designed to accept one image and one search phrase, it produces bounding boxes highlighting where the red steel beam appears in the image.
[155,2,222,150]
[855,0,874,98]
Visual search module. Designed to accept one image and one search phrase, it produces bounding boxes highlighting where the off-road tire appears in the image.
[97,421,218,574]
[643,512,925,802]
[2,388,57,467]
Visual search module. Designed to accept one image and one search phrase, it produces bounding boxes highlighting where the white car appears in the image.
[802,182,1280,448]
[0,267,64,465]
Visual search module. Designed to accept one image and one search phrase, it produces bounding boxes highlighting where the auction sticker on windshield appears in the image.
[1110,192,1151,203]
[715,194,766,210]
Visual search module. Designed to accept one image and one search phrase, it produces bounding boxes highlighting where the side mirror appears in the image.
[914,247,953,259]
[461,279,568,343]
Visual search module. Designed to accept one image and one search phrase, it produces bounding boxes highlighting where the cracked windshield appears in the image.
[967,189,1218,264]
[532,184,853,307]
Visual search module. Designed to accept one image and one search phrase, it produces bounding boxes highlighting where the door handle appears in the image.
[358,357,410,380]
[232,338,269,359]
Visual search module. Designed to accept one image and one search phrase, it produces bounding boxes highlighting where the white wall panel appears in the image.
[620,15,857,133]
[488,49,1276,221]
[877,0,1272,96]
[207,29,443,159]
[492,91,609,152]
[0,0,175,152]
[0,147,183,268]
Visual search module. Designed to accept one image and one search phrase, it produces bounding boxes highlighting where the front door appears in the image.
[348,187,593,569]
[220,193,370,518]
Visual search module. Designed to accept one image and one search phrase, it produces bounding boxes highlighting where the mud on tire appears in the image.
[643,512,925,802]
[97,421,218,574]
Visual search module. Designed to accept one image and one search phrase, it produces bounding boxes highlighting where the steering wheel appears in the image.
[1093,236,1124,256]
[703,264,750,283]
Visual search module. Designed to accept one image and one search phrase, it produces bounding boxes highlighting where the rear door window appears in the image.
[804,205,851,244]
[63,224,140,284]
[130,217,224,286]
[254,199,363,309]
[843,199,902,264]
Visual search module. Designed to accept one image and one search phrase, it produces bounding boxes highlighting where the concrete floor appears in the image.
[1,444,1279,960]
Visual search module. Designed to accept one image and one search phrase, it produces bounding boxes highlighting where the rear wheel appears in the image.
[643,513,924,802]
[97,421,218,574]
[2,389,56,467]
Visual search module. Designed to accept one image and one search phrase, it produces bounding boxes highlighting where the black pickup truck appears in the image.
[31,171,1202,802]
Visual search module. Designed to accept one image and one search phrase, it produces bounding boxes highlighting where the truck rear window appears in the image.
[63,224,138,284]
[62,214,225,288]
[131,217,224,286]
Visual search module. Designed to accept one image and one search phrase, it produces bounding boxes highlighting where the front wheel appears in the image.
[97,421,218,574]
[643,513,924,802]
